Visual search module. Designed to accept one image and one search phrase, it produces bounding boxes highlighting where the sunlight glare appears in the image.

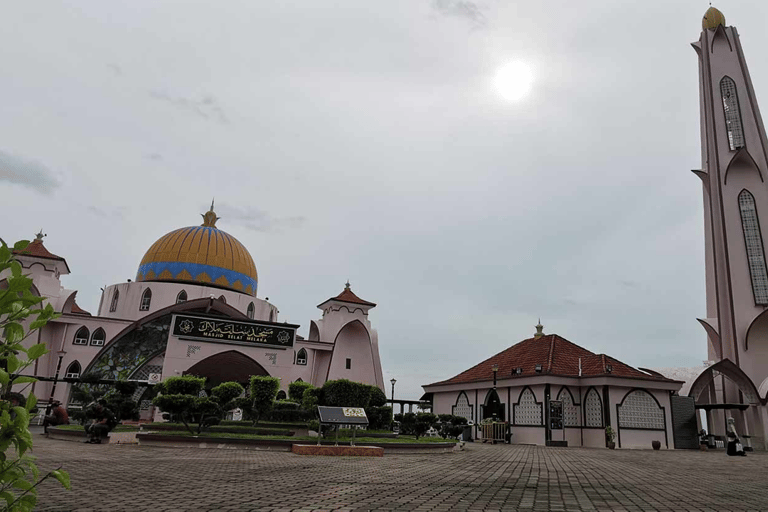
[495,60,534,102]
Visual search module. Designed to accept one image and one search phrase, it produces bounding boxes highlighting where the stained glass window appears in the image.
[739,190,768,304]
[721,77,745,150]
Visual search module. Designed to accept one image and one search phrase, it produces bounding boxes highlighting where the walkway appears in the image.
[33,435,768,511]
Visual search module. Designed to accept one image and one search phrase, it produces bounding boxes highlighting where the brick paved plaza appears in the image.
[33,434,768,512]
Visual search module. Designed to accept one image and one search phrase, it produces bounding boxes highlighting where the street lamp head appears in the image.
[390,378,397,386]
[492,364,499,374]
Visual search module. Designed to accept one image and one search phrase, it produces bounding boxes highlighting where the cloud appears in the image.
[212,204,306,233]
[431,0,487,28]
[0,150,60,194]
[149,90,229,124]
[145,153,163,161]
[106,63,123,76]
[87,205,126,219]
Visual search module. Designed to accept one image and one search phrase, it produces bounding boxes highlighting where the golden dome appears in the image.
[136,205,258,296]
[702,6,726,30]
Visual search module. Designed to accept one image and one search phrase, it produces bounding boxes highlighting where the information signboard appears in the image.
[317,406,369,425]
[172,314,296,349]
[549,400,563,430]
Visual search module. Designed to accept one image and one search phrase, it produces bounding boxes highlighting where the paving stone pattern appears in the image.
[32,435,768,512]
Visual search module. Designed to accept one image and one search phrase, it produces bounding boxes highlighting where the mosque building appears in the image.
[6,204,385,418]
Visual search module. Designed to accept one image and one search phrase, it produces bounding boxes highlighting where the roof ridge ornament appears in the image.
[702,5,725,30]
[35,230,46,241]
[534,319,544,339]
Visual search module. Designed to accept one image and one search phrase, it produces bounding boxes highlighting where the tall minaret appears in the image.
[693,7,768,404]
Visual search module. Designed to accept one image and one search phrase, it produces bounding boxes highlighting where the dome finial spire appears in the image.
[201,202,220,228]
[534,319,544,339]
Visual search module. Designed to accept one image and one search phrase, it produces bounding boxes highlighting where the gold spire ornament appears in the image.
[702,6,725,30]
[201,199,220,228]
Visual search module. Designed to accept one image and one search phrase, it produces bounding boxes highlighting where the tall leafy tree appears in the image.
[0,240,70,510]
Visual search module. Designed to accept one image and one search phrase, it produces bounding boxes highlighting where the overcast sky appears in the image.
[3,2,767,399]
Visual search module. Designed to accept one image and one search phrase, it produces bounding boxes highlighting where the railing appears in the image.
[481,422,508,444]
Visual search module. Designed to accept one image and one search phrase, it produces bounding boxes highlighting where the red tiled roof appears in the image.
[12,239,64,261]
[428,334,676,386]
[69,301,91,316]
[319,283,376,308]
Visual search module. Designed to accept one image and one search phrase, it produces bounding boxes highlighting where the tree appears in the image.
[210,381,243,413]
[322,379,372,408]
[0,240,70,510]
[103,381,140,422]
[153,376,212,435]
[247,376,279,426]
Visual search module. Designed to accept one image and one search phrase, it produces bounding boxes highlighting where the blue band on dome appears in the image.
[136,261,257,294]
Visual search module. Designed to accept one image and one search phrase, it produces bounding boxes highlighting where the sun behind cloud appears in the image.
[494,60,535,102]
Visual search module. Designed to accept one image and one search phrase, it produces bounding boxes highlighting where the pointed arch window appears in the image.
[269,310,275,322]
[140,289,152,311]
[452,391,473,422]
[73,327,89,345]
[739,190,768,304]
[721,77,745,150]
[584,388,603,428]
[65,361,81,379]
[90,328,106,347]
[276,390,287,400]
[247,302,255,319]
[176,290,187,304]
[557,388,579,427]
[296,348,307,366]
[109,289,119,312]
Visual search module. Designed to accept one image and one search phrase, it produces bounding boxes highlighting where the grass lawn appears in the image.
[55,424,139,432]
[140,430,456,443]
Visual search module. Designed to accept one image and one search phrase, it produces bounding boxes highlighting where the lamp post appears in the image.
[390,378,397,424]
[492,364,498,390]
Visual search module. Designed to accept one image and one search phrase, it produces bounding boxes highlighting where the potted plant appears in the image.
[605,426,616,449]
[651,440,661,450]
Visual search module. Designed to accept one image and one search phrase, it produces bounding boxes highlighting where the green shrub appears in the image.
[301,387,321,413]
[364,405,392,430]
[211,381,244,411]
[265,408,314,422]
[368,385,387,407]
[273,400,300,411]
[322,379,372,408]
[288,381,314,402]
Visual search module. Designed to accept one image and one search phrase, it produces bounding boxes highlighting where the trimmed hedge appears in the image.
[322,379,386,408]
[273,400,300,411]
[288,381,314,402]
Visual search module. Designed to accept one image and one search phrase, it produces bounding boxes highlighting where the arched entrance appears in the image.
[481,389,505,422]
[184,350,269,387]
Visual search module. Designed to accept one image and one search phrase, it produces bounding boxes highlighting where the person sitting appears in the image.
[83,400,117,444]
[43,400,70,433]
[725,417,746,457]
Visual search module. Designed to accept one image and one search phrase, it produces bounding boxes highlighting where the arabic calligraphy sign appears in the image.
[172,314,295,349]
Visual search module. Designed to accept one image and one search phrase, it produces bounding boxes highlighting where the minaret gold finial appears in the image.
[534,319,544,339]
[200,201,220,228]
[702,6,725,30]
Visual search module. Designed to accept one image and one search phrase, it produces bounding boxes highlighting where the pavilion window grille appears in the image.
[140,400,152,411]
[90,328,106,347]
[584,389,603,427]
[73,327,89,345]
[557,389,579,427]
[514,388,542,426]
[140,289,152,311]
[618,390,664,429]
[65,361,81,379]
[721,77,745,150]
[738,190,768,304]
[296,348,307,366]
[452,392,473,422]
[109,290,119,312]
[176,290,187,304]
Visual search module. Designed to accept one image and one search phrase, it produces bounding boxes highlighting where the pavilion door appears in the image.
[481,389,505,422]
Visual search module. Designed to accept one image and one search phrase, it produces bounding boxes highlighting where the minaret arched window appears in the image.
[296,348,307,365]
[65,361,81,379]
[738,190,768,304]
[176,290,187,304]
[109,289,119,312]
[73,327,89,345]
[721,77,745,150]
[247,302,255,319]
[140,289,152,311]
[90,328,106,347]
